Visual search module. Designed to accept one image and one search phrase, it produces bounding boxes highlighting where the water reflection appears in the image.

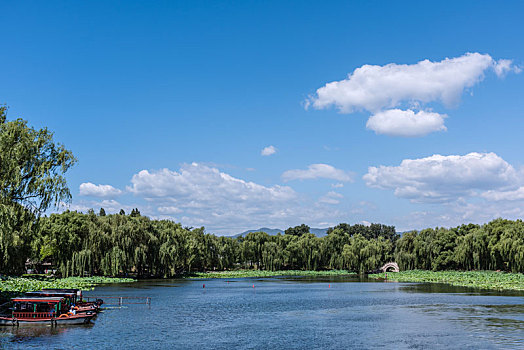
[0,324,93,343]
[398,281,524,296]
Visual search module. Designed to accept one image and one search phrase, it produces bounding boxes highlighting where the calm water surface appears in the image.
[1,277,523,349]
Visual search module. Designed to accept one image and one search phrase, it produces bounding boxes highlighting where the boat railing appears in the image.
[84,296,151,306]
[13,311,55,319]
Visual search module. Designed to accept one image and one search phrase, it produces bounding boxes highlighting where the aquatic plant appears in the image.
[368,270,524,291]
[0,276,135,294]
[188,269,355,279]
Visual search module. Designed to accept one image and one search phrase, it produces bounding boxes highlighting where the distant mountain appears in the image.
[231,227,328,238]
[230,228,283,238]
[309,228,328,237]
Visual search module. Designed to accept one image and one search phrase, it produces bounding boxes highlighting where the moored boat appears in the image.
[42,288,103,310]
[25,291,99,313]
[0,296,95,326]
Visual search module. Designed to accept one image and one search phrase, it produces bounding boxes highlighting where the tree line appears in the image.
[1,107,523,277]
[7,210,524,277]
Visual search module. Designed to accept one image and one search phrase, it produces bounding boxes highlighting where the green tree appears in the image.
[0,106,76,273]
[285,224,310,236]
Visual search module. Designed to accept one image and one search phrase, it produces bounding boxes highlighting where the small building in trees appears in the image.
[25,258,56,275]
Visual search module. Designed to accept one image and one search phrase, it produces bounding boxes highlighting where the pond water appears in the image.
[1,276,523,349]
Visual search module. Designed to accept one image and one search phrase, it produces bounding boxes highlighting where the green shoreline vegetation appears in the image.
[188,269,355,279]
[1,108,524,298]
[1,276,135,293]
[0,276,135,303]
[368,270,524,291]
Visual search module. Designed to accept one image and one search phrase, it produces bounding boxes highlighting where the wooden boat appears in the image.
[25,291,99,313]
[0,297,95,326]
[42,288,103,310]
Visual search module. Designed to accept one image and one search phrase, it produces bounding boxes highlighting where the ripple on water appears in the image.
[1,278,523,349]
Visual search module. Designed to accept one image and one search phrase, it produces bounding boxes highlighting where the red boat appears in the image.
[0,296,95,326]
[24,291,100,313]
[42,288,103,311]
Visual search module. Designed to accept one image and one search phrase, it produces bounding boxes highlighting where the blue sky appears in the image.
[2,1,524,234]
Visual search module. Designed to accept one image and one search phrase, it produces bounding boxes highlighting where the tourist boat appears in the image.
[25,290,100,313]
[42,288,103,311]
[0,296,95,326]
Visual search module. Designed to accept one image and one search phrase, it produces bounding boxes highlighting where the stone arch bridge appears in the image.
[379,262,399,273]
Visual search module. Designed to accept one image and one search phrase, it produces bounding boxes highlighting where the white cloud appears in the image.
[79,182,123,198]
[493,59,522,77]
[366,109,447,137]
[157,206,183,214]
[307,53,518,113]
[64,203,92,213]
[282,164,353,182]
[128,163,296,202]
[331,183,344,188]
[318,191,343,205]
[394,198,524,232]
[261,145,277,156]
[481,187,524,201]
[306,53,520,137]
[452,200,524,224]
[363,152,518,202]
[97,199,123,212]
[124,163,351,234]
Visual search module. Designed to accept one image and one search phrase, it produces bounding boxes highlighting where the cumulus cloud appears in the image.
[282,164,353,182]
[493,59,522,77]
[128,163,296,202]
[307,53,518,112]
[261,145,277,156]
[366,109,447,137]
[363,152,518,202]
[306,53,519,136]
[124,163,350,234]
[79,182,123,198]
[481,187,524,201]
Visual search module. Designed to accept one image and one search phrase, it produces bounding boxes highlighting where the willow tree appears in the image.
[0,106,76,273]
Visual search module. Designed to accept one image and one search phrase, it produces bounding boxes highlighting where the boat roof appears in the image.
[12,296,65,303]
[42,288,80,292]
[25,291,76,297]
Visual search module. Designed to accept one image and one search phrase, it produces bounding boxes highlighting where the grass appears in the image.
[187,269,355,279]
[368,270,524,291]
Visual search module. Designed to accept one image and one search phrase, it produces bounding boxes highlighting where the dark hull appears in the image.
[0,314,94,326]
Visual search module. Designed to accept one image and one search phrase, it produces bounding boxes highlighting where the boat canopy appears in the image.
[42,288,80,293]
[42,288,82,299]
[12,297,65,303]
[25,291,76,297]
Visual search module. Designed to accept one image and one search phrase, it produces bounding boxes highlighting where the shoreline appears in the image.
[2,270,523,300]
[0,276,135,303]
[368,270,524,292]
[186,269,355,279]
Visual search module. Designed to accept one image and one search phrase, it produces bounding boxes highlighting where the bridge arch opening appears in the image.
[380,262,399,273]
